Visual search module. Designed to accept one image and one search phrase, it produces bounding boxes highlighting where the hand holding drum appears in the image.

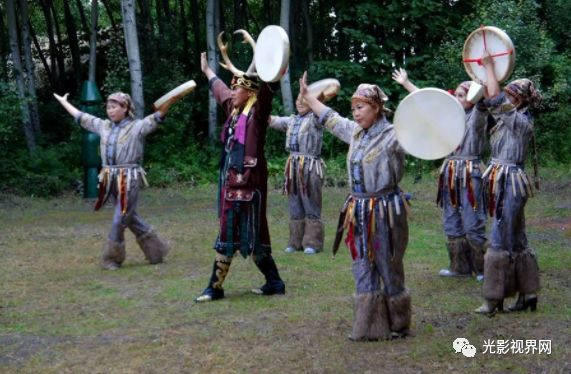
[153,80,197,112]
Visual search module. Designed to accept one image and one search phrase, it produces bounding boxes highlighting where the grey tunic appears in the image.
[482,93,535,254]
[76,112,163,241]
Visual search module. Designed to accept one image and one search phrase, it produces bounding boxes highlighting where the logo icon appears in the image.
[453,337,477,357]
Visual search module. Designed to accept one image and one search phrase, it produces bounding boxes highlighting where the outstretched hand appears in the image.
[53,93,69,103]
[299,71,309,98]
[53,92,80,118]
[392,68,409,85]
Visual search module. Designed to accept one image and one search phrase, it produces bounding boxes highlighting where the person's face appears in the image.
[351,101,380,129]
[455,87,473,110]
[295,94,310,115]
[506,92,522,109]
[106,100,128,122]
[232,86,252,108]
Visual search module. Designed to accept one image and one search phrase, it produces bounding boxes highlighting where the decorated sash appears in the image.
[436,157,484,211]
[94,165,148,215]
[283,153,325,197]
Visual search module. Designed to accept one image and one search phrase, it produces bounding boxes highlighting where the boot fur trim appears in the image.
[302,219,324,252]
[515,248,540,294]
[483,249,516,300]
[386,289,412,333]
[351,292,390,341]
[136,229,170,264]
[288,219,305,250]
[448,236,471,275]
[101,239,126,269]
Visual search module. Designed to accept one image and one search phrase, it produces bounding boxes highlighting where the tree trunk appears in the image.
[63,0,82,87]
[190,0,201,69]
[178,0,189,68]
[74,0,90,37]
[121,0,145,118]
[40,0,60,89]
[88,0,98,83]
[101,0,117,29]
[279,0,294,114]
[29,20,55,90]
[0,4,9,82]
[6,0,36,152]
[18,0,41,136]
[206,0,219,140]
[49,1,67,85]
[301,0,313,65]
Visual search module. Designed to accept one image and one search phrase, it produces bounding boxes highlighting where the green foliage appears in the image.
[1,0,569,196]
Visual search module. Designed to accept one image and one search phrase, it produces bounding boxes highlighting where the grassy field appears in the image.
[1,169,570,373]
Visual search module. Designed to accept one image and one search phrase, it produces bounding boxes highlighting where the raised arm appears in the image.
[53,93,81,118]
[482,51,501,99]
[299,71,327,117]
[392,68,419,93]
[201,51,216,81]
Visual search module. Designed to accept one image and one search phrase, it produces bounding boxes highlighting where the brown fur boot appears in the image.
[101,239,126,270]
[483,249,516,300]
[449,236,472,275]
[467,239,486,275]
[302,219,324,253]
[136,229,170,264]
[287,219,305,251]
[386,289,411,337]
[515,248,540,294]
[350,292,390,341]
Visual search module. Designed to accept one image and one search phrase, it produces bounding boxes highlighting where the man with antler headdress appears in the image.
[195,30,285,302]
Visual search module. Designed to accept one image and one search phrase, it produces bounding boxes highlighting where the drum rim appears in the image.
[462,26,516,84]
[394,87,465,160]
[254,25,290,82]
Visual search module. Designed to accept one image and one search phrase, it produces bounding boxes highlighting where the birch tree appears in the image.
[6,0,35,152]
[120,0,144,118]
[18,0,41,135]
[279,0,294,114]
[206,0,219,140]
[88,0,98,82]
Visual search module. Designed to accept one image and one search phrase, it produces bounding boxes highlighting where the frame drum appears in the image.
[307,78,340,101]
[153,80,197,111]
[394,88,465,160]
[463,26,515,84]
[254,26,290,83]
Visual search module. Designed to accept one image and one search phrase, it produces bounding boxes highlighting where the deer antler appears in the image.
[217,30,257,78]
[233,29,257,77]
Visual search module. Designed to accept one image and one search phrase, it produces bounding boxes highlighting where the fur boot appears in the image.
[288,219,305,250]
[515,248,540,294]
[386,289,412,335]
[448,236,472,275]
[483,249,516,300]
[302,219,324,252]
[467,239,486,275]
[136,229,170,264]
[350,292,391,341]
[101,239,126,270]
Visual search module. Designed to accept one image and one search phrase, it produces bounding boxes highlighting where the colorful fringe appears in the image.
[283,154,324,197]
[482,162,533,218]
[436,159,482,211]
[94,166,148,215]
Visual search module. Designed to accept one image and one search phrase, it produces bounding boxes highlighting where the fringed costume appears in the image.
[321,84,411,340]
[75,107,170,269]
[477,79,542,313]
[270,113,325,253]
[436,97,488,277]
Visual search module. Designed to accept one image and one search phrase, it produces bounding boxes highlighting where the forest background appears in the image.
[1,0,570,197]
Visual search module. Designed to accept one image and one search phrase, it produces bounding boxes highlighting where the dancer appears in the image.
[54,92,171,270]
[393,69,488,280]
[300,72,411,340]
[195,44,285,302]
[475,54,542,314]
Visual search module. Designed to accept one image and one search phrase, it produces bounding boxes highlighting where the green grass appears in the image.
[0,170,570,373]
